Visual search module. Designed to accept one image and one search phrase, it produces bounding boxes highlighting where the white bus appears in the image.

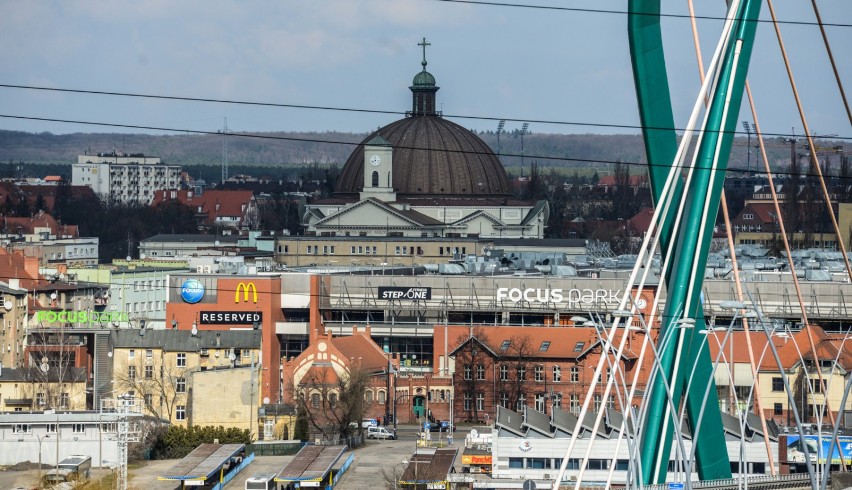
[245,473,277,490]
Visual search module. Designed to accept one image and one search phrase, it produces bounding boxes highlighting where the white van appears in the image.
[367,426,395,440]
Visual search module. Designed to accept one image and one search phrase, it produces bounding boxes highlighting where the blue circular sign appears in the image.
[180,279,205,304]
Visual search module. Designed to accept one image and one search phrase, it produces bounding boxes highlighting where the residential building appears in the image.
[0,367,88,411]
[150,189,258,232]
[0,280,28,368]
[108,329,261,428]
[72,151,180,205]
[139,233,241,258]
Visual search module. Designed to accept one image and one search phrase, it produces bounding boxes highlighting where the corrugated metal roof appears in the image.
[159,443,245,480]
[276,445,346,482]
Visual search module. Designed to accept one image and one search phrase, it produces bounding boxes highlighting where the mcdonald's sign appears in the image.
[235,282,258,304]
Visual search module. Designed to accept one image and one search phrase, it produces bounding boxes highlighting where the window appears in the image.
[47,424,56,433]
[176,377,186,393]
[500,340,511,351]
[128,349,135,358]
[587,459,608,470]
[516,395,527,411]
[535,365,544,382]
[743,213,754,220]
[371,171,379,187]
[328,393,337,407]
[552,393,562,409]
[144,394,153,406]
[145,365,153,379]
[101,423,118,433]
[517,366,526,380]
[36,392,46,406]
[569,394,579,414]
[365,390,374,402]
[774,403,783,416]
[615,459,629,471]
[476,364,485,380]
[59,392,69,408]
[13,424,31,433]
[500,392,510,408]
[476,392,485,411]
[593,394,602,411]
[146,349,153,358]
[72,423,85,433]
[128,366,137,380]
[464,393,472,411]
[176,405,186,421]
[811,379,826,394]
[463,364,472,380]
[378,391,386,404]
[539,341,551,352]
[509,458,524,469]
[535,393,546,412]
[570,366,580,383]
[500,364,509,381]
[311,393,321,409]
[771,377,783,392]
[526,458,551,469]
[553,365,562,382]
[177,353,186,367]
[573,342,585,352]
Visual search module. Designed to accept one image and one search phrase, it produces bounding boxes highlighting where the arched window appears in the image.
[378,390,387,404]
[329,393,338,407]
[311,393,321,408]
[371,171,379,187]
[365,390,374,402]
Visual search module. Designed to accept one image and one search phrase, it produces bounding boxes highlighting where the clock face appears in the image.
[370,155,382,166]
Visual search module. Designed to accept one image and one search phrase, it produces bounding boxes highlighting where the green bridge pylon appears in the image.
[627,0,762,484]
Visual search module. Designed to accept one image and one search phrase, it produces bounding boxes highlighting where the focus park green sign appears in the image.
[35,310,130,326]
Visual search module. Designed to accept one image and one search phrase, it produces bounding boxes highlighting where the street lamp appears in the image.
[742,121,753,172]
[37,433,51,489]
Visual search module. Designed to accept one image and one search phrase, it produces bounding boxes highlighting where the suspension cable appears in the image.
[766,0,846,452]
[809,0,852,127]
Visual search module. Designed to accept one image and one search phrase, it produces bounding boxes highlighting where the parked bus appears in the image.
[245,472,277,490]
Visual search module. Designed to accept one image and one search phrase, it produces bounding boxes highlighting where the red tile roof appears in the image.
[1,212,78,237]
[332,330,390,373]
[151,189,254,226]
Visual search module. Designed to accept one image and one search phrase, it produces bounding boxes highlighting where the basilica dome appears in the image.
[334,61,511,198]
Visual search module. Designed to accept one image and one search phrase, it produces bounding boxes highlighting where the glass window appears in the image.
[145,365,153,379]
[774,403,783,415]
[311,393,321,408]
[72,423,85,433]
[476,392,485,411]
[146,349,153,358]
[476,364,485,380]
[176,377,186,393]
[177,353,186,367]
[553,365,561,382]
[464,365,472,380]
[771,377,783,392]
[540,341,551,352]
[59,393,69,408]
[535,365,544,382]
[128,366,136,380]
[509,458,524,469]
[176,405,186,420]
[570,366,580,383]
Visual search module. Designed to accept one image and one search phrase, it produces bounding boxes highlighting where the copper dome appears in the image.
[335,116,511,197]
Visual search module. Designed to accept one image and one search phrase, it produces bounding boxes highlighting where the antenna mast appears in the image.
[221,117,229,184]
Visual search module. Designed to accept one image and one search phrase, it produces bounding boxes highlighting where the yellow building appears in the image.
[108,329,261,428]
[0,281,28,369]
[0,367,88,411]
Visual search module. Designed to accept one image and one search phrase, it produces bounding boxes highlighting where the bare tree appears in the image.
[113,351,186,424]
[23,325,87,410]
[290,364,371,443]
[498,335,537,411]
[453,327,493,423]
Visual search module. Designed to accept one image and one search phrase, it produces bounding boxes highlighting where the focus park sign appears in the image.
[496,287,624,307]
[35,310,130,326]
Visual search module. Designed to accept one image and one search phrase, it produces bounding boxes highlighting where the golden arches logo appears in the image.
[235,282,258,303]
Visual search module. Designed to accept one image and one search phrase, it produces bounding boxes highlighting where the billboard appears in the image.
[199,311,262,325]
[786,434,852,464]
[378,286,432,300]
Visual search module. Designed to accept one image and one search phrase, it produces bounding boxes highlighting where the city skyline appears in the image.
[0,1,850,139]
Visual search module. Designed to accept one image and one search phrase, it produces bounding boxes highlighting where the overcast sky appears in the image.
[0,1,850,140]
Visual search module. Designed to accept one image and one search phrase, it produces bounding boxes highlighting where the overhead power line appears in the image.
[1,113,849,182]
[429,0,852,28]
[0,83,849,141]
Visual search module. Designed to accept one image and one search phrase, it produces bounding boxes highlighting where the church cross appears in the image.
[418,37,431,68]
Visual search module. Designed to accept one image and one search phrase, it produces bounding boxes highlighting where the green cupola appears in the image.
[409,37,439,116]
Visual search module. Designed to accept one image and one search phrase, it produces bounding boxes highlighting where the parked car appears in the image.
[367,426,396,440]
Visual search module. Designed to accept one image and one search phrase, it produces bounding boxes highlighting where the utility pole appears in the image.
[742,121,752,172]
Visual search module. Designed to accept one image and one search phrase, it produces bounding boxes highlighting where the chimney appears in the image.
[24,256,39,279]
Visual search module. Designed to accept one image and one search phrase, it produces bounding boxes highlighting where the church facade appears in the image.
[303,42,548,239]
